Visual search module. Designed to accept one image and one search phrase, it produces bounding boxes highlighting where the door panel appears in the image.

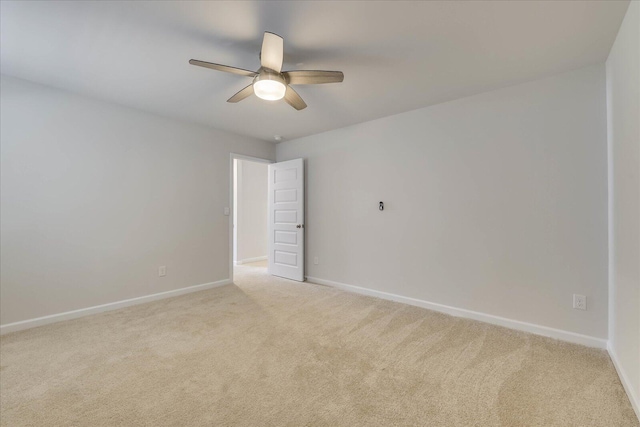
[268,158,304,281]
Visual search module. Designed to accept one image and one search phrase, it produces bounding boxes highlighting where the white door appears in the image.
[268,158,304,281]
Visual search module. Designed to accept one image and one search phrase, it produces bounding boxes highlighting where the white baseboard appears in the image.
[608,343,640,421]
[0,278,232,335]
[306,276,607,349]
[235,256,267,265]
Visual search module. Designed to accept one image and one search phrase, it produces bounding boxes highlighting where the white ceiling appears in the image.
[0,1,630,142]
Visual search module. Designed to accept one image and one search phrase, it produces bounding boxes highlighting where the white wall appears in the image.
[277,65,608,340]
[0,75,275,327]
[606,0,640,417]
[235,159,268,263]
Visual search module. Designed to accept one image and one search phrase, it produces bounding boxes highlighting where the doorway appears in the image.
[231,154,271,281]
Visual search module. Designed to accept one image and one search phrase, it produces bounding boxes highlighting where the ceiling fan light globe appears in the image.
[254,79,286,101]
[253,72,287,101]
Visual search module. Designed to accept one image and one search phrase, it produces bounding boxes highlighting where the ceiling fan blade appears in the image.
[189,59,257,77]
[227,84,254,103]
[284,86,307,110]
[260,32,284,72]
[283,70,344,85]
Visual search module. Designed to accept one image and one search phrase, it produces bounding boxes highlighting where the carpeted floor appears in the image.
[1,261,638,426]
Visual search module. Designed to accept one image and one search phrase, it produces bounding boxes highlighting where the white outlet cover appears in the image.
[224,207,230,216]
[314,257,319,265]
[159,266,167,277]
[573,294,587,310]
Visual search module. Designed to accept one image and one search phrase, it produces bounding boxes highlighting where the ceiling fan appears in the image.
[189,32,344,111]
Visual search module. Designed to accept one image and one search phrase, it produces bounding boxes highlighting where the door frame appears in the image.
[229,153,274,283]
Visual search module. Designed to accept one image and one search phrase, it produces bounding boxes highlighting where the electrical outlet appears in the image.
[159,266,167,277]
[224,207,230,216]
[573,294,586,310]
[314,257,319,265]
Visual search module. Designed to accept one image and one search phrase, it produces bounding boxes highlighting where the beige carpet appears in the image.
[1,261,637,426]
